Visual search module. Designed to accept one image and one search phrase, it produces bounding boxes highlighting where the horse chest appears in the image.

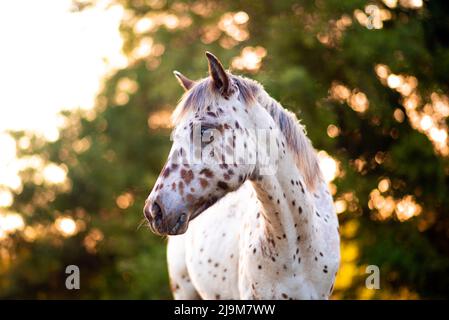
[183,190,250,299]
[237,219,338,300]
[181,183,339,299]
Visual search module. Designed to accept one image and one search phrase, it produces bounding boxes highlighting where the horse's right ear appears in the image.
[205,51,231,96]
[173,71,195,91]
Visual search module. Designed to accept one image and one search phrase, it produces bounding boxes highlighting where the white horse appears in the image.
[144,52,340,299]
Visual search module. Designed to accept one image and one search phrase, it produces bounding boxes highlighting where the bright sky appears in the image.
[0,0,126,135]
[0,0,126,189]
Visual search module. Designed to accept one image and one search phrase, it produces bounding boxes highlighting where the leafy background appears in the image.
[1,0,449,299]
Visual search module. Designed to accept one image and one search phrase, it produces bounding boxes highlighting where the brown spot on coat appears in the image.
[178,181,184,195]
[199,178,209,188]
[162,166,170,178]
[200,168,214,178]
[181,169,194,184]
[217,181,229,190]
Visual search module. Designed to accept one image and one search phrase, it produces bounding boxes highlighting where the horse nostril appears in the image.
[150,202,163,220]
[144,201,163,222]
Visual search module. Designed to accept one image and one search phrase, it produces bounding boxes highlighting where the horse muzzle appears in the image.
[143,200,189,236]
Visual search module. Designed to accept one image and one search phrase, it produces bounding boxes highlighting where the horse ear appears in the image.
[205,51,230,96]
[173,71,195,91]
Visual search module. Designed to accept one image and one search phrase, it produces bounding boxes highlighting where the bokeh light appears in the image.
[231,46,267,72]
[54,217,78,237]
[318,150,340,183]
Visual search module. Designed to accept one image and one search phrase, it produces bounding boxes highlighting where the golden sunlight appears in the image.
[329,82,369,113]
[318,150,340,183]
[335,199,348,214]
[116,192,135,209]
[0,0,125,135]
[400,0,423,9]
[0,134,21,191]
[0,212,25,238]
[0,0,126,193]
[383,0,398,8]
[369,186,422,222]
[354,5,392,30]
[148,110,173,129]
[83,228,104,254]
[375,65,449,156]
[349,91,369,113]
[231,46,267,72]
[43,164,68,185]
[378,178,391,193]
[0,189,14,208]
[327,124,340,138]
[55,216,78,237]
[395,195,422,222]
[218,11,250,43]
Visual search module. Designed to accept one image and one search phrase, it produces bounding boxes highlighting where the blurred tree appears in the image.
[1,0,449,299]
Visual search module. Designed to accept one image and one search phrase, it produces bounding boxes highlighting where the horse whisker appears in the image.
[136,218,148,231]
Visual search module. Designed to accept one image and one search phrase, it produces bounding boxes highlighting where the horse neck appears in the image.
[250,150,318,247]
[248,99,320,250]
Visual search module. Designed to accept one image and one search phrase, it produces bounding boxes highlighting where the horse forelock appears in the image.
[171,75,259,126]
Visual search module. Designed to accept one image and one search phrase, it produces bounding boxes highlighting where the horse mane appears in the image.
[171,74,322,191]
[259,92,323,191]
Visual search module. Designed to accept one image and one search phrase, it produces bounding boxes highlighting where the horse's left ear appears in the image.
[173,71,195,91]
[205,51,231,96]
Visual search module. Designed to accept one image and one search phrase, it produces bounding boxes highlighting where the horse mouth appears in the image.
[166,204,208,235]
[163,197,219,236]
[168,212,188,235]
